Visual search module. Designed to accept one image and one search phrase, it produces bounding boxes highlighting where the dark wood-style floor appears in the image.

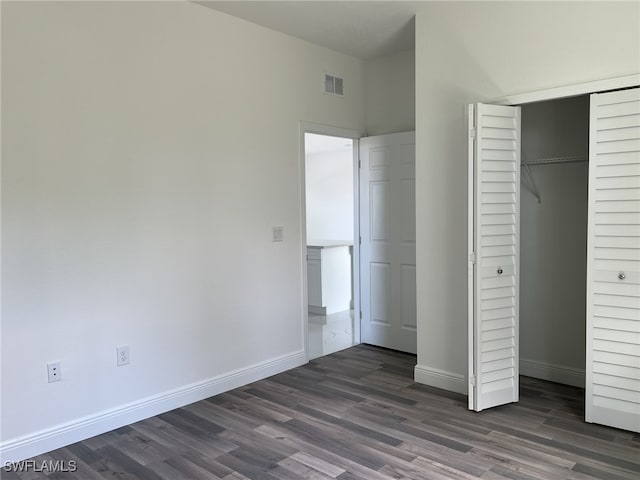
[4,345,639,480]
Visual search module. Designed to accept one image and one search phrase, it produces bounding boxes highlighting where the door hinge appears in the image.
[359,236,362,245]
[469,128,476,139]
[470,375,476,386]
[469,252,476,264]
[359,310,362,319]
[358,159,361,169]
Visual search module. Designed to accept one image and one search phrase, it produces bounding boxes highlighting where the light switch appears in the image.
[272,226,284,242]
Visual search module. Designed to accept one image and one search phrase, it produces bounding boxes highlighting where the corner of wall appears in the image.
[414,364,467,395]
[363,49,416,136]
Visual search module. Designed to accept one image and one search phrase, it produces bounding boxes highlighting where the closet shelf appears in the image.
[521,155,587,166]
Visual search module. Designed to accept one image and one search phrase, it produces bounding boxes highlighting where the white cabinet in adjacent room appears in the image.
[307,242,352,315]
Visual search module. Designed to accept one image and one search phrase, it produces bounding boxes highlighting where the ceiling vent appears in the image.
[323,73,344,96]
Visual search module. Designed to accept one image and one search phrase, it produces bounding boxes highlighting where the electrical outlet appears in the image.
[47,361,62,383]
[117,345,130,367]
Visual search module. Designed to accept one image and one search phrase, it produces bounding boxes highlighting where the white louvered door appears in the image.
[468,103,521,412]
[586,88,640,432]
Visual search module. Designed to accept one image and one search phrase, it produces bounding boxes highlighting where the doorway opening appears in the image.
[304,132,357,359]
[519,95,590,389]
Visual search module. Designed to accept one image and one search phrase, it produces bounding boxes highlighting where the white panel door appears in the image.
[586,88,640,432]
[360,131,416,354]
[468,103,521,412]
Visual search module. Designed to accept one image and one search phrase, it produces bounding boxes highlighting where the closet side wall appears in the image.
[520,96,590,386]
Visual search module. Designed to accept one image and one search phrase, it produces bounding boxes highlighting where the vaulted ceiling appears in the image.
[195,1,418,60]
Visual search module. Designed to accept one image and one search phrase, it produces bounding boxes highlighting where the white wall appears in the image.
[305,139,354,243]
[364,49,415,136]
[520,96,589,384]
[1,1,364,461]
[414,1,640,393]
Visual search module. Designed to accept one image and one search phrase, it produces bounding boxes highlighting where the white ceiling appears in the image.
[195,1,418,60]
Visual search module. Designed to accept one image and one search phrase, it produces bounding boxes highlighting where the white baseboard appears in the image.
[414,364,467,395]
[519,358,584,388]
[0,350,306,464]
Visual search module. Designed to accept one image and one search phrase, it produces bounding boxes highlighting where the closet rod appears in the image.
[521,155,587,166]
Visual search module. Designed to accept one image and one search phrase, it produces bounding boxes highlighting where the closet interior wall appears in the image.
[520,95,590,386]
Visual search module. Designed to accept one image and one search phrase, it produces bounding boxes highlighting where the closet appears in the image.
[520,96,590,388]
[467,87,640,432]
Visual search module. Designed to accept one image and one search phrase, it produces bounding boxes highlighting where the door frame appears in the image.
[468,73,640,409]
[299,122,362,362]
[490,74,639,106]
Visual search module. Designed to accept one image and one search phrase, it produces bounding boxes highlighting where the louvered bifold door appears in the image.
[468,103,521,412]
[586,88,640,432]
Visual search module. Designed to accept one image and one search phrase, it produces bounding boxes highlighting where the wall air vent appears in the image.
[323,73,344,96]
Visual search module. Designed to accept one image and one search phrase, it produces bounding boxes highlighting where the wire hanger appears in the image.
[522,163,541,203]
